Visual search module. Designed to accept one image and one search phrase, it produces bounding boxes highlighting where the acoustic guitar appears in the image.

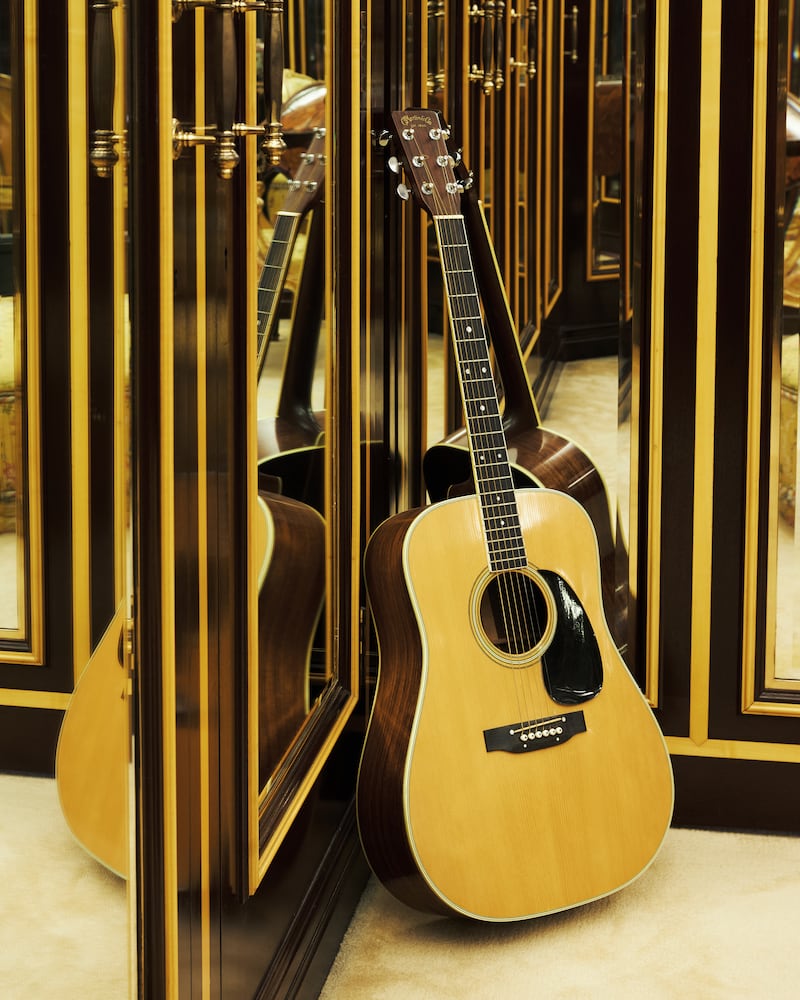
[356,108,674,922]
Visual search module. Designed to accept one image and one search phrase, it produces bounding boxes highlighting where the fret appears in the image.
[486,533,527,552]
[484,521,524,539]
[472,459,511,476]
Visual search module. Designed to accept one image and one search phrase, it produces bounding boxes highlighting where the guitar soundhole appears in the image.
[477,569,554,663]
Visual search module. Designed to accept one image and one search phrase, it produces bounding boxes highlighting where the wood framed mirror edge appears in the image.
[244,0,362,895]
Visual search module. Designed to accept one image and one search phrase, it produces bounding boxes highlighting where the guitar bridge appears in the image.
[483,710,586,754]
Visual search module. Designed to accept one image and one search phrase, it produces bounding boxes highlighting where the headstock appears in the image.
[388,108,468,217]
[279,127,327,216]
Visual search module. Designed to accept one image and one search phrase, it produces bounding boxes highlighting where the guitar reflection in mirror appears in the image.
[254,115,329,785]
[255,483,325,786]
[256,125,327,516]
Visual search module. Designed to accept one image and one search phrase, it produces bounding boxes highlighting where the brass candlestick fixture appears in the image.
[171,0,286,177]
[89,0,124,178]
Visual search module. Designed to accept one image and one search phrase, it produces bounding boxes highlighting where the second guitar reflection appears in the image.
[255,84,329,784]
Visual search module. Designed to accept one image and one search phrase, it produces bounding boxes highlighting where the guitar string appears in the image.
[439,216,547,727]
[409,133,548,731]
[434,188,544,686]
[415,138,533,726]
[437,218,538,731]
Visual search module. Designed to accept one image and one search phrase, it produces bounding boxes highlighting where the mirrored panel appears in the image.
[775,34,800,684]
[249,1,334,885]
[0,0,27,639]
[588,0,623,278]
[421,1,625,656]
[0,0,44,659]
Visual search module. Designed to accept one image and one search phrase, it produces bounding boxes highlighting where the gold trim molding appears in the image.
[643,0,669,706]
[667,735,800,766]
[0,689,71,710]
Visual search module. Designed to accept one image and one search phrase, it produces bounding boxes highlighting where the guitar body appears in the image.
[358,489,673,921]
[56,604,129,878]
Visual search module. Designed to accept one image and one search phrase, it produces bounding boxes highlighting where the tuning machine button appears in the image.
[387,155,402,175]
[397,183,411,200]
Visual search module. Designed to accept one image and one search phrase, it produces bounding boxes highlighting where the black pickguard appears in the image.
[539,570,603,705]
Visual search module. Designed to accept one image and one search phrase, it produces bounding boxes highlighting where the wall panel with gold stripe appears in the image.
[633,0,800,830]
[0,0,127,772]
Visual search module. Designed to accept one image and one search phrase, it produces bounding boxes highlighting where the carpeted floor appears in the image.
[3,767,799,999]
[319,827,800,999]
[0,772,130,999]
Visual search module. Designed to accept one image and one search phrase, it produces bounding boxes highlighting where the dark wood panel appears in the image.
[652,0,703,738]
[88,165,118,648]
[128,0,169,988]
[0,706,63,774]
[672,755,800,832]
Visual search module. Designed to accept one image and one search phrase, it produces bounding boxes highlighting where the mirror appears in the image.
[588,0,623,277]
[248,3,334,888]
[419,3,625,656]
[0,0,38,646]
[773,11,800,687]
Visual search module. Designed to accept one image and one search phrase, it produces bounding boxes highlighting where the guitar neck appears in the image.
[434,214,527,571]
[256,210,302,378]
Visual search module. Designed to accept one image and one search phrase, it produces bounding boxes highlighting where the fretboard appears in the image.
[256,211,301,378]
[434,214,527,571]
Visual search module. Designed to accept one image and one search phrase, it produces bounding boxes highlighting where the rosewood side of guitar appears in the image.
[358,489,673,922]
[357,506,454,917]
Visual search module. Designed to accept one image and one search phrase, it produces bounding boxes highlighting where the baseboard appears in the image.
[0,705,62,775]
[671,754,800,834]
[255,799,370,1000]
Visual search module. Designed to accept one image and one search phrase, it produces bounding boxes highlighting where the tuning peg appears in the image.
[397,183,411,200]
[452,147,463,165]
[387,155,402,174]
[462,170,475,190]
[375,129,393,148]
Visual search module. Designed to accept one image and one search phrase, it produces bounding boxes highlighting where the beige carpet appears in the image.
[2,767,800,999]
[320,827,800,999]
[0,772,130,999]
